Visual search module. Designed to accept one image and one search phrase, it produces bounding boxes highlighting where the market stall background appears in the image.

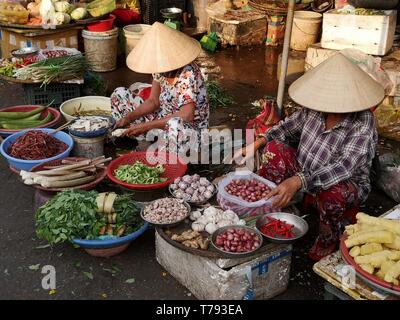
[0,0,399,300]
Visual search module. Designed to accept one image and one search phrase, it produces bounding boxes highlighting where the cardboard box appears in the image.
[321,10,397,56]
[155,231,292,300]
[0,27,80,58]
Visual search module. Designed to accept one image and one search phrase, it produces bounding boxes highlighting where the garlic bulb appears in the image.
[190,210,202,221]
[217,219,231,228]
[192,222,205,232]
[237,219,246,226]
[204,206,218,217]
[205,223,218,234]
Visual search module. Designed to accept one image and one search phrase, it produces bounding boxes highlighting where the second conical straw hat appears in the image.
[288,52,385,113]
[126,22,201,74]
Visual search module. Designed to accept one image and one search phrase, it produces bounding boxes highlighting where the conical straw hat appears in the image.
[288,53,385,113]
[126,22,201,74]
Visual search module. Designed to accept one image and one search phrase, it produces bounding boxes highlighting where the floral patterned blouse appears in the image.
[153,63,209,131]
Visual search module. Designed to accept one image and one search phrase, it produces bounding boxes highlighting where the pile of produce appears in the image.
[344,212,400,285]
[8,130,67,160]
[0,0,116,26]
[142,198,189,224]
[13,54,87,85]
[0,105,53,130]
[225,178,272,202]
[114,161,167,185]
[170,230,210,250]
[260,217,296,239]
[0,58,18,77]
[20,156,110,189]
[206,80,235,109]
[334,8,385,15]
[214,227,262,254]
[190,206,245,234]
[170,174,215,203]
[35,190,143,244]
[70,116,111,133]
[73,104,112,117]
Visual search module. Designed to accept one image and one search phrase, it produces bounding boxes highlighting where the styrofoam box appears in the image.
[321,10,397,56]
[155,231,292,300]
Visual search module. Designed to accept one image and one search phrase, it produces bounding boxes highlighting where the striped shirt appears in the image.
[265,108,377,202]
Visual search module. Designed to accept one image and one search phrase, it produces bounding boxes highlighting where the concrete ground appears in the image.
[0,46,396,300]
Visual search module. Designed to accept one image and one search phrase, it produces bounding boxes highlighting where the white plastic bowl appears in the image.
[60,96,112,122]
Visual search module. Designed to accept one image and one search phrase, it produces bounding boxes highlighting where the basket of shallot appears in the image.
[217,171,278,217]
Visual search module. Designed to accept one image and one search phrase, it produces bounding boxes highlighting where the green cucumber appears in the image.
[0,106,46,120]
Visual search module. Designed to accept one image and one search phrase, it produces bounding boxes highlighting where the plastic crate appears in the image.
[23,83,81,107]
[141,0,158,24]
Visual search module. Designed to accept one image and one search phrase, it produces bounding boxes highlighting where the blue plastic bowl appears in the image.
[72,222,149,249]
[0,128,74,171]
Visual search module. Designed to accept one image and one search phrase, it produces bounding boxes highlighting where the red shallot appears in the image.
[215,228,262,253]
[225,178,272,202]
[7,131,68,160]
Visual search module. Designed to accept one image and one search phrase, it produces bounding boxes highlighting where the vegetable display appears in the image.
[344,212,400,286]
[170,230,210,250]
[260,217,296,239]
[8,131,68,160]
[114,161,167,185]
[35,190,143,244]
[20,156,110,189]
[214,227,262,254]
[142,198,189,224]
[225,178,272,202]
[170,174,215,203]
[13,54,88,85]
[190,206,246,234]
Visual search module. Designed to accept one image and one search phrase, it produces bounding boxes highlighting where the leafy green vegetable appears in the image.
[35,190,99,244]
[114,161,167,185]
[206,80,235,109]
[83,271,93,280]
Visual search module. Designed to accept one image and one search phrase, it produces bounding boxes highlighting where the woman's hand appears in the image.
[116,117,131,129]
[265,176,302,208]
[122,123,150,138]
[231,137,267,165]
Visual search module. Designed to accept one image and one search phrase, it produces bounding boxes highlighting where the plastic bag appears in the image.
[0,1,29,24]
[266,15,286,47]
[341,48,393,95]
[374,103,400,142]
[376,153,400,203]
[246,98,281,138]
[217,171,278,217]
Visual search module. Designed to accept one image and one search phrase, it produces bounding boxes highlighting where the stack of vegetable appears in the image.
[20,156,110,189]
[8,130,67,160]
[13,54,87,85]
[114,161,167,185]
[170,174,215,203]
[142,198,189,225]
[0,2,29,25]
[0,106,53,130]
[344,213,400,286]
[190,206,246,234]
[35,190,143,244]
[170,230,210,250]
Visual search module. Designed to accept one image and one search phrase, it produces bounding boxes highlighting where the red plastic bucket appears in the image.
[87,15,116,32]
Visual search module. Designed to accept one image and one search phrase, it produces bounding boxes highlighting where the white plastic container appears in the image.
[290,11,322,51]
[123,24,151,58]
[217,171,278,217]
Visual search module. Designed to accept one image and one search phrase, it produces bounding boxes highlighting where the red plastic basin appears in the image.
[87,15,116,32]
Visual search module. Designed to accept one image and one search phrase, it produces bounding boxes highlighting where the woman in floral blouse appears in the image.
[111,22,209,150]
[233,53,384,261]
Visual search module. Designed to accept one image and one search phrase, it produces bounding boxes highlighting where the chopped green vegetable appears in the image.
[206,80,235,109]
[114,161,167,185]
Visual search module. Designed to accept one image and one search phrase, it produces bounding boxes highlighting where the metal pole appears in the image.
[277,0,296,116]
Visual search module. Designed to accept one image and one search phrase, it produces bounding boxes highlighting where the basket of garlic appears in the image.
[169,174,216,205]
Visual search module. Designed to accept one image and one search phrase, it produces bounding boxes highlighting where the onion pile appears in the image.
[215,228,262,253]
[225,179,272,202]
[170,174,215,203]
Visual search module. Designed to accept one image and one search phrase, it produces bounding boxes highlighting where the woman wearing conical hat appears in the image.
[111,22,209,147]
[233,53,384,261]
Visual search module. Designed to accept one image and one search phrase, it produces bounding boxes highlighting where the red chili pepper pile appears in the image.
[22,50,69,66]
[7,131,68,160]
[260,217,296,239]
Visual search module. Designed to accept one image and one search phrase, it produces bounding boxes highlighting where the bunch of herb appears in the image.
[206,80,235,109]
[113,194,143,235]
[35,190,99,244]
